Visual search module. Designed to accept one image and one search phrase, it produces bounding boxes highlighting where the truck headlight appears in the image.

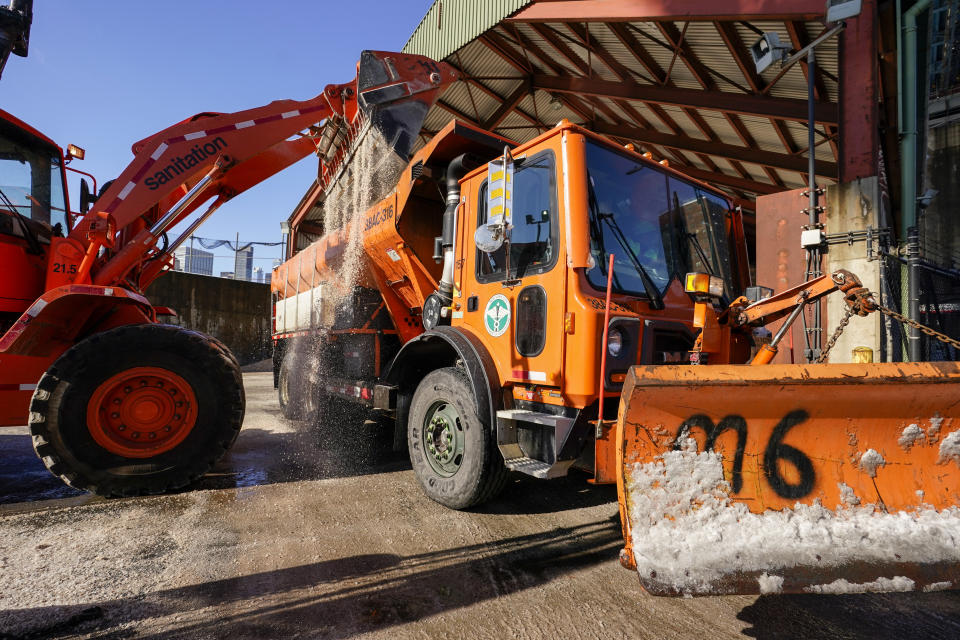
[607,328,624,357]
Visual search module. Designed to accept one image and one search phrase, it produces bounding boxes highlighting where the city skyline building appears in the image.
[174,245,214,276]
[234,245,254,281]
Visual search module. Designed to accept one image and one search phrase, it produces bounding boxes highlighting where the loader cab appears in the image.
[0,111,69,235]
[0,110,70,327]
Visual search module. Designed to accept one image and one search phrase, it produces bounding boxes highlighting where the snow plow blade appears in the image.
[615,362,960,596]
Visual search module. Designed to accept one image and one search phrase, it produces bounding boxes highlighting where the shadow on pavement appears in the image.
[737,590,960,639]
[0,516,625,639]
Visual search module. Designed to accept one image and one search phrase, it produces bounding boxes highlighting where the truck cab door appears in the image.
[457,147,565,390]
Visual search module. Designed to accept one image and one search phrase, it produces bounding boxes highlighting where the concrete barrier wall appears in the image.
[144,272,271,365]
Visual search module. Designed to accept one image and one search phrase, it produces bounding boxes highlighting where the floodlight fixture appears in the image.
[750,32,789,74]
[65,143,85,162]
[826,0,862,23]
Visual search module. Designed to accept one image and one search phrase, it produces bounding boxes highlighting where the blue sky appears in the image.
[3,0,433,276]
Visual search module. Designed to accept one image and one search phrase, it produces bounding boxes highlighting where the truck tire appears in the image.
[407,367,508,509]
[28,324,244,497]
[278,347,319,420]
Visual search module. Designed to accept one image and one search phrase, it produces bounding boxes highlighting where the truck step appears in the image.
[496,409,574,430]
[502,456,555,479]
[496,409,578,479]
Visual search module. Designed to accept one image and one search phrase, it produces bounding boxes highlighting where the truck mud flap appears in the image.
[615,362,960,596]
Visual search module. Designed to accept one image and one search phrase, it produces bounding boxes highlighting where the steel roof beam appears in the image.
[653,21,769,184]
[531,74,838,124]
[508,1,826,23]
[486,24,684,166]
[566,23,656,84]
[480,30,595,124]
[435,100,483,128]
[533,23,677,139]
[606,23,721,138]
[482,80,531,130]
[588,120,837,176]
[441,61,542,128]
[714,21,765,93]
[672,164,782,195]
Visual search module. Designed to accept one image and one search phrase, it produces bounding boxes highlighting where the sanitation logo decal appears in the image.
[484,294,510,337]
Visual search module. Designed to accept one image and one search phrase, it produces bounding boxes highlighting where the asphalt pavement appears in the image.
[1,372,959,639]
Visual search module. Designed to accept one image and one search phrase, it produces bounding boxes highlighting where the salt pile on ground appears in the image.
[625,441,960,595]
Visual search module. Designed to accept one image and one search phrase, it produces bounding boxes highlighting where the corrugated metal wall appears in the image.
[403,0,532,61]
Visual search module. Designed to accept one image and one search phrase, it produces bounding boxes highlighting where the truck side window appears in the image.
[476,150,558,282]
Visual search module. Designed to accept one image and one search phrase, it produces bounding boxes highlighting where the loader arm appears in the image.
[59,51,454,290]
[731,269,871,329]
[691,269,874,364]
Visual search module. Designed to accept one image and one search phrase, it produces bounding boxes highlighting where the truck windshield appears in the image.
[584,140,739,300]
[0,119,68,234]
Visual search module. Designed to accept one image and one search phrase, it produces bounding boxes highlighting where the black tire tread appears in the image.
[29,323,244,497]
[408,367,508,509]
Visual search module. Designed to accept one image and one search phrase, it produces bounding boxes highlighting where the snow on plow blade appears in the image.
[615,362,960,596]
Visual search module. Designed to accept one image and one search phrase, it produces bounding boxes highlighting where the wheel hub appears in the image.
[86,367,197,458]
[422,401,465,477]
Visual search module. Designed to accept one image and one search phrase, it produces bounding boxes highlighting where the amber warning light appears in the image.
[684,272,724,299]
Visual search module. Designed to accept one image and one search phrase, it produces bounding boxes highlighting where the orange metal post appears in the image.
[596,253,615,424]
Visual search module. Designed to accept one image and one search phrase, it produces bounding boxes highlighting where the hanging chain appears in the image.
[875,303,960,350]
[817,304,856,363]
[816,291,960,363]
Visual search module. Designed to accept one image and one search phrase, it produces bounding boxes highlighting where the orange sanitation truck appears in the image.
[273,116,751,503]
[273,110,960,595]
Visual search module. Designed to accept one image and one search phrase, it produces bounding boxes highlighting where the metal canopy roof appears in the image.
[403,0,842,204]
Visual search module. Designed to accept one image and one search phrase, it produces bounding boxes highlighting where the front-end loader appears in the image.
[0,43,455,496]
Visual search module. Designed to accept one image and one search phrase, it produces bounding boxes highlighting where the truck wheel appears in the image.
[278,347,319,420]
[407,367,508,509]
[29,324,244,497]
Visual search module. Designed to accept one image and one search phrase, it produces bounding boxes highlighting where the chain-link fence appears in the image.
[876,246,960,362]
[917,261,960,360]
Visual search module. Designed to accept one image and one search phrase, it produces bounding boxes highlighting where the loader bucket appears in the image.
[356,50,447,163]
[316,50,455,215]
[615,362,960,596]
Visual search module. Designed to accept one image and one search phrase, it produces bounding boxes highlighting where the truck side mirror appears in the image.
[79,178,94,214]
[475,222,505,253]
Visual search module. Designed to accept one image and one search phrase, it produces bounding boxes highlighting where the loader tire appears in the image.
[29,324,244,497]
[278,346,321,420]
[408,367,508,509]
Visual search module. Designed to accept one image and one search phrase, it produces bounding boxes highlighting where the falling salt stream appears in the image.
[288,129,408,424]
